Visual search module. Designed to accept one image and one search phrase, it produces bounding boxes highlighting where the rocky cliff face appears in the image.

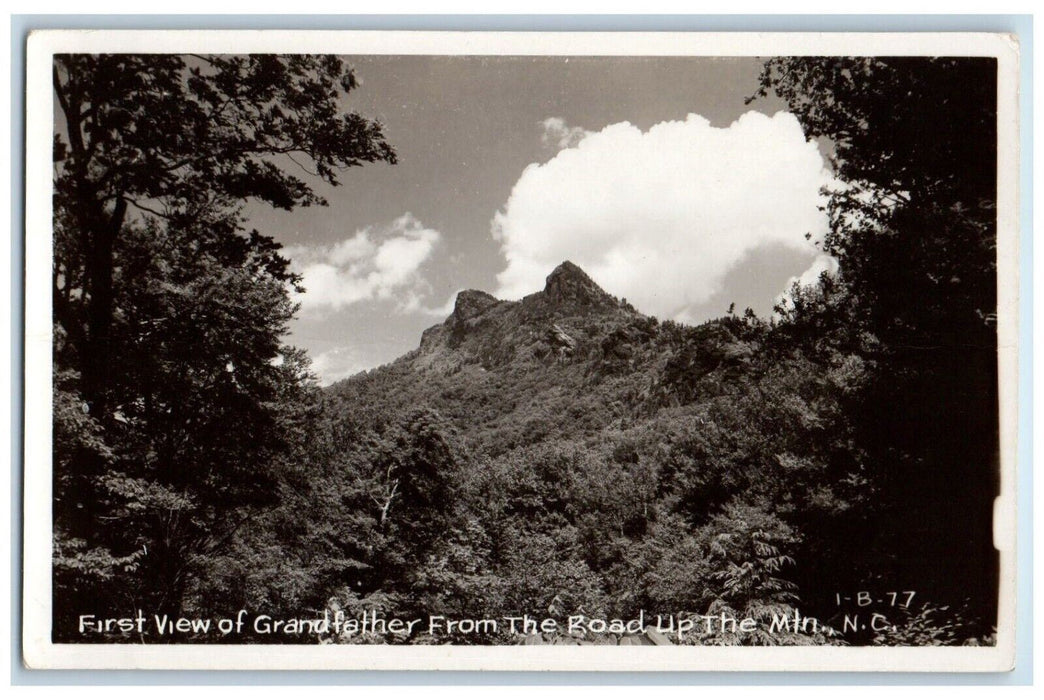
[451,289,500,323]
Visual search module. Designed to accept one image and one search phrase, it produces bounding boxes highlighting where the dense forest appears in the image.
[52,55,999,645]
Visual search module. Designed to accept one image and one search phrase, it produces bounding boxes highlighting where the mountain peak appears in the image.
[452,289,498,322]
[542,261,616,309]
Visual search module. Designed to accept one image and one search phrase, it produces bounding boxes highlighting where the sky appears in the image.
[239,56,835,384]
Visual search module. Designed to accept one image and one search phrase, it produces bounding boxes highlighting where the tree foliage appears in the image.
[52,54,395,638]
[53,53,396,416]
[754,57,999,629]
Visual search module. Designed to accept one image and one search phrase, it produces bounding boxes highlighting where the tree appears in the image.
[54,212,320,634]
[754,57,1000,631]
[753,58,996,353]
[52,54,396,638]
[53,54,396,418]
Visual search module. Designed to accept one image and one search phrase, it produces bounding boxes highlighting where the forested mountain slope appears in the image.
[328,261,747,455]
[280,258,987,646]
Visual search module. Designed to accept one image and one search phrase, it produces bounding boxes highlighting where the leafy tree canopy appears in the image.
[53,53,396,416]
[52,54,396,635]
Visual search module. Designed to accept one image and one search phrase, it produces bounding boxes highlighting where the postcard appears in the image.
[23,29,1020,671]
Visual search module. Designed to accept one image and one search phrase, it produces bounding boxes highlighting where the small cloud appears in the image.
[287,213,441,315]
[406,289,462,318]
[541,117,590,150]
[309,345,370,385]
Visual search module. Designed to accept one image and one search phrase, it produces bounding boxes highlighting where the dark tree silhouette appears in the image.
[52,54,396,637]
[755,57,999,631]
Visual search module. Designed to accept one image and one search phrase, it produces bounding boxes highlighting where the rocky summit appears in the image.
[540,260,620,311]
[415,261,641,373]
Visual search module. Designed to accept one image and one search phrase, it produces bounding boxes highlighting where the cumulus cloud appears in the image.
[494,111,835,322]
[287,213,441,315]
[541,117,590,150]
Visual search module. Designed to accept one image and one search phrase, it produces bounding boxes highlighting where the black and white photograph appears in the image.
[22,30,1019,671]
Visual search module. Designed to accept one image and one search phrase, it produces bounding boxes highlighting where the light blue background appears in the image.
[9,13,1034,686]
